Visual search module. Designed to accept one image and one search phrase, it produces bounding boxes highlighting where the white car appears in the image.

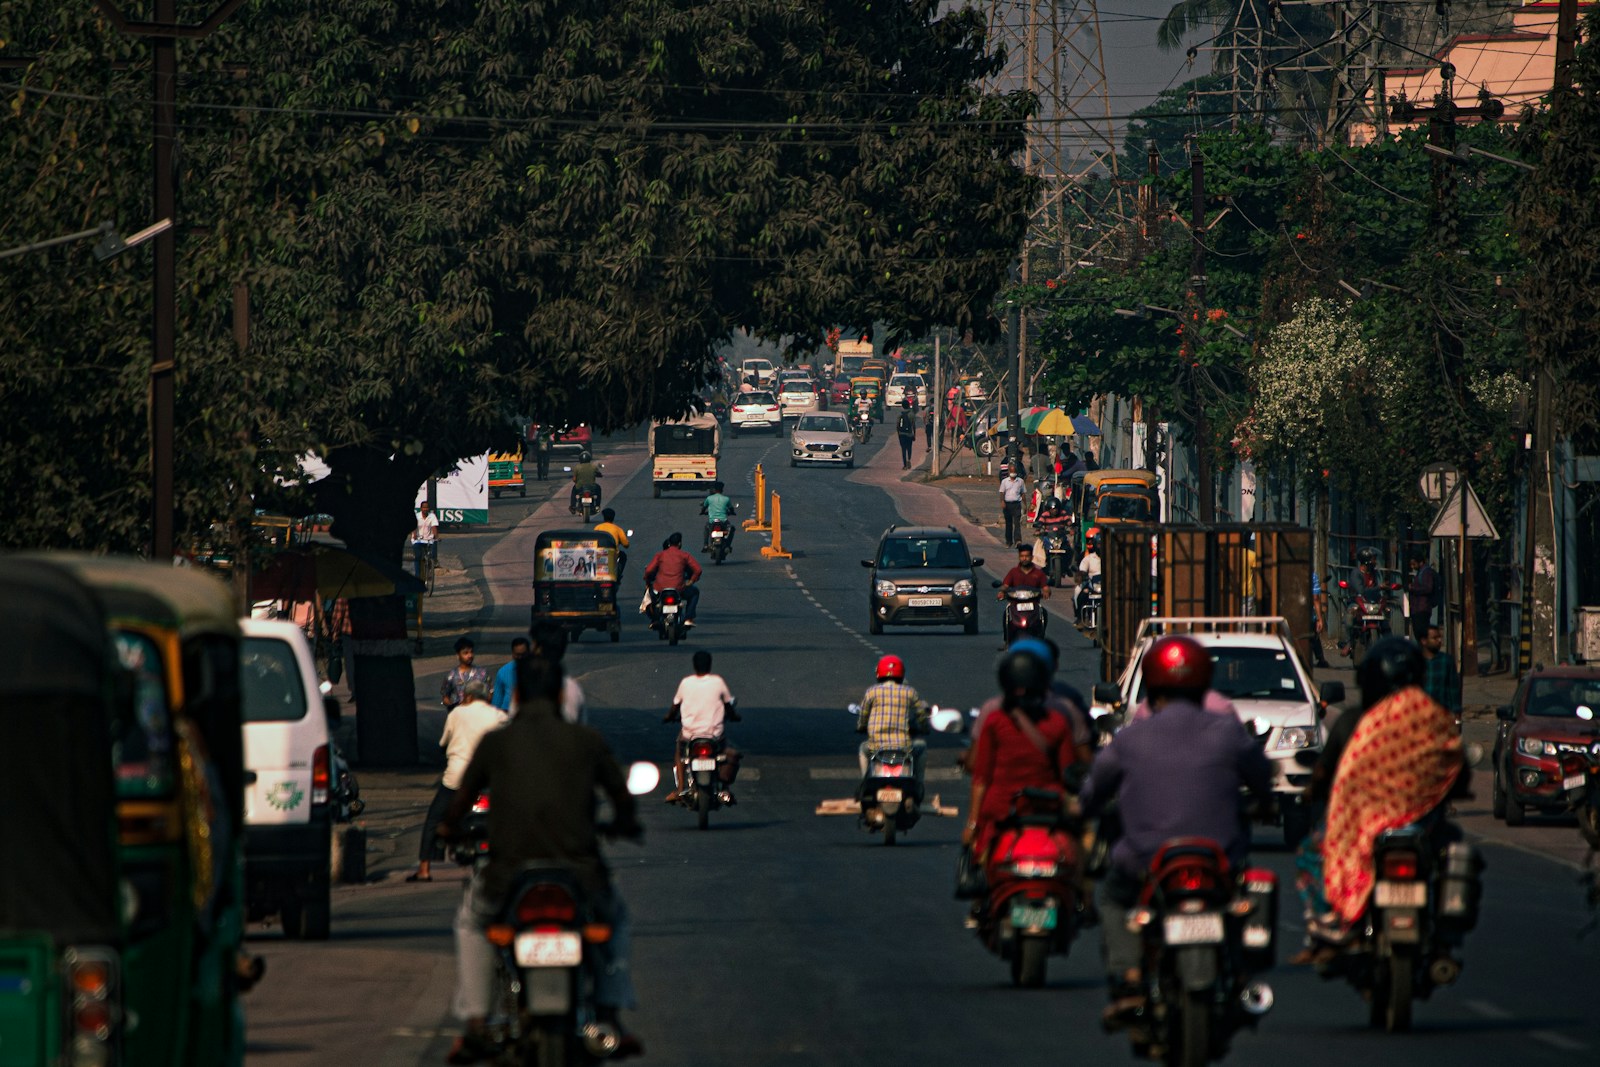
[790,411,854,467]
[1091,617,1344,847]
[778,378,819,417]
[740,358,776,387]
[731,390,784,436]
[885,373,929,410]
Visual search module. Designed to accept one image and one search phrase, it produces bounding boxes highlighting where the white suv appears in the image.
[731,390,784,436]
[885,373,928,410]
[778,378,819,417]
[240,618,340,939]
[1091,617,1343,847]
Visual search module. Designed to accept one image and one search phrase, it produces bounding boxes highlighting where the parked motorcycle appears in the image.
[973,788,1082,988]
[649,586,688,646]
[1119,839,1278,1066]
[450,763,660,1067]
[676,736,730,831]
[1310,819,1482,1032]
[994,581,1048,644]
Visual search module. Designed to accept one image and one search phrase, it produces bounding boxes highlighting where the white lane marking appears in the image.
[1465,999,1511,1020]
[1530,1031,1588,1052]
[810,767,962,781]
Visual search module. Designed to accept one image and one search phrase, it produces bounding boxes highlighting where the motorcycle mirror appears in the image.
[1464,742,1486,767]
[1578,705,1595,721]
[626,529,634,537]
[847,703,862,715]
[929,706,966,734]
[990,579,1001,588]
[319,679,333,696]
[626,762,661,796]
[562,466,572,472]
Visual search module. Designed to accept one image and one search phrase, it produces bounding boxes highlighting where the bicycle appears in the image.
[413,541,437,596]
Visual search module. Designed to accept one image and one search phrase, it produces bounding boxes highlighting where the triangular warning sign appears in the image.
[1430,480,1499,540]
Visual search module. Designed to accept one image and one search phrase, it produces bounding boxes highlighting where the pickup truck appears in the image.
[1089,616,1345,847]
[650,415,720,497]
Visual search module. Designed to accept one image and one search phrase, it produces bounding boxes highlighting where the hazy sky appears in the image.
[1097,1,1208,116]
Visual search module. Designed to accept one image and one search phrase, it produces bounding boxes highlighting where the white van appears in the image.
[240,618,338,939]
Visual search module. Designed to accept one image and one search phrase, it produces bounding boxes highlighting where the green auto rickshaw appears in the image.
[531,529,622,642]
[43,556,248,1067]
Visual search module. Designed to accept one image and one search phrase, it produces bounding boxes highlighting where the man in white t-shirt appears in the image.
[412,502,440,578]
[662,649,741,802]
[1075,527,1103,622]
[410,679,505,882]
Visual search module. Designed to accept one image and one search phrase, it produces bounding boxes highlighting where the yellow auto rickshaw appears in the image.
[1074,468,1160,551]
[41,555,249,1066]
[489,449,526,498]
[849,377,885,422]
[531,529,622,642]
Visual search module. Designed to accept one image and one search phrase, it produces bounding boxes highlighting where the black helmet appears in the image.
[1357,636,1424,709]
[1356,546,1378,567]
[997,648,1051,714]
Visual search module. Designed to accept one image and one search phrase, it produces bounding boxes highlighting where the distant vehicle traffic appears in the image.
[730,391,783,437]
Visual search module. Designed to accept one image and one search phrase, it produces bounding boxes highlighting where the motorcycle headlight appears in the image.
[1275,727,1315,750]
[875,580,898,599]
[1517,736,1557,758]
[953,579,973,597]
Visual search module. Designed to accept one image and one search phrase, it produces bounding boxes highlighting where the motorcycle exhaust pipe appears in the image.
[1239,981,1275,1017]
[1428,956,1462,986]
[582,1021,621,1057]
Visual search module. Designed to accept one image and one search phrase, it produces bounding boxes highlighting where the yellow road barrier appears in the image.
[743,464,771,531]
[760,493,793,559]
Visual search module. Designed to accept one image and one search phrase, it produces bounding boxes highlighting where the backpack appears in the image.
[897,410,915,436]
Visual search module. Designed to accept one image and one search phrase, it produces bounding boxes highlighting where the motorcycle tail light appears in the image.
[690,741,717,760]
[1165,866,1216,893]
[311,744,330,806]
[514,884,577,925]
[1338,579,1349,589]
[1381,851,1420,880]
[663,590,679,605]
[471,793,491,813]
[877,762,906,777]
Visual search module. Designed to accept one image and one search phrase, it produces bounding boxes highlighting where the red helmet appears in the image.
[876,654,906,682]
[1142,635,1212,693]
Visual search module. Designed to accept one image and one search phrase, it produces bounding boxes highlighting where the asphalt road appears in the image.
[244,426,1600,1067]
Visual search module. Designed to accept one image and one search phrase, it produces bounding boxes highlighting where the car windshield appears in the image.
[797,415,846,432]
[1096,492,1153,521]
[877,536,970,570]
[892,376,919,386]
[1526,678,1600,718]
[1209,647,1308,701]
[781,383,811,394]
[743,392,776,405]
[241,637,309,723]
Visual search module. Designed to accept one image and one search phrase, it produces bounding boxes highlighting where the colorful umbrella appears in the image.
[1025,409,1077,436]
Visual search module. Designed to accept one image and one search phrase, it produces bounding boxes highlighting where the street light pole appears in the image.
[1189,149,1214,523]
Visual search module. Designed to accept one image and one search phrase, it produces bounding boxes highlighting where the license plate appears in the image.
[662,604,679,614]
[1375,881,1428,908]
[1564,773,1588,792]
[690,759,716,771]
[908,597,941,607]
[1010,902,1058,931]
[513,931,582,968]
[1163,912,1224,945]
[1016,602,1035,612]
[711,531,725,539]
[1363,614,1385,622]
[876,788,904,803]
[672,472,695,478]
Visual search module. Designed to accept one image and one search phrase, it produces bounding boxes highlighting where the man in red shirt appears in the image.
[997,544,1051,601]
[644,531,703,626]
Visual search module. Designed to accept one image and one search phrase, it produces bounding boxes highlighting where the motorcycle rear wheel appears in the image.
[1010,935,1048,988]
[696,788,711,831]
[1169,991,1210,1067]
[883,822,897,846]
[1580,804,1600,849]
[1370,955,1414,1033]
[669,622,680,647]
[530,1021,570,1067]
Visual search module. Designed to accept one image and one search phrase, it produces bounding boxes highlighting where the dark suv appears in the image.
[862,525,982,635]
[1492,667,1600,825]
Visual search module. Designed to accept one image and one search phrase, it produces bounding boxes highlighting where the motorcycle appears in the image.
[675,735,731,831]
[1119,839,1278,1066]
[1077,574,1104,634]
[1559,706,1600,848]
[994,582,1048,644]
[649,586,688,646]
[850,407,873,443]
[1338,576,1398,660]
[973,788,1082,988]
[449,763,660,1067]
[575,485,600,523]
[709,399,729,423]
[704,502,740,565]
[1034,517,1075,587]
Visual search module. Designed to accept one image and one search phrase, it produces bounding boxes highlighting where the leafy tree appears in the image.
[1119,74,1231,178]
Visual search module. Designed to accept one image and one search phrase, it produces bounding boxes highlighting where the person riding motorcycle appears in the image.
[1301,636,1469,946]
[700,482,734,554]
[436,655,643,1063]
[1080,635,1275,1024]
[644,532,702,628]
[662,649,742,803]
[1074,528,1103,621]
[594,508,630,579]
[569,458,603,514]
[855,655,930,788]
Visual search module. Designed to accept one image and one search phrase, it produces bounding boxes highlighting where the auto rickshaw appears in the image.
[531,529,622,642]
[1,556,247,1067]
[488,449,526,498]
[1073,468,1160,552]
[849,377,885,423]
[860,358,890,387]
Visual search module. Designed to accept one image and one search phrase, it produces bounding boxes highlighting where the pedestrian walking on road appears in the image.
[409,679,505,883]
[1407,553,1439,641]
[896,401,917,469]
[999,469,1026,547]
[1420,625,1463,724]
[441,637,490,712]
[923,406,934,454]
[1309,572,1332,668]
[533,430,551,480]
[491,637,531,712]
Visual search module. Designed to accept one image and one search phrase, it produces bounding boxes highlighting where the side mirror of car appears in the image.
[971,558,983,567]
[846,703,862,716]
[1495,704,1516,722]
[990,579,1002,589]
[1318,680,1345,707]
[1092,682,1122,706]
[860,560,874,568]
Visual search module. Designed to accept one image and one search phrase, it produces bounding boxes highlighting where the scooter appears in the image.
[974,788,1082,988]
[994,581,1048,644]
[858,747,921,846]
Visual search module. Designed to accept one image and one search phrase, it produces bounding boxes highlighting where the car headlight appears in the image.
[953,579,973,597]
[875,580,898,599]
[840,448,852,457]
[793,448,804,456]
[1275,727,1315,750]
[1517,737,1557,757]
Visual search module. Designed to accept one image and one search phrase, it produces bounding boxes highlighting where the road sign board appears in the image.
[1429,480,1499,540]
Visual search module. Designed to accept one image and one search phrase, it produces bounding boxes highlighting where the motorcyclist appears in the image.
[856,655,930,788]
[1074,527,1103,621]
[851,390,874,433]
[1339,547,1386,656]
[594,508,630,580]
[700,482,735,554]
[998,544,1051,604]
[644,532,702,628]
[1302,636,1468,944]
[661,649,742,803]
[1080,635,1274,1025]
[437,656,643,1063]
[569,457,602,514]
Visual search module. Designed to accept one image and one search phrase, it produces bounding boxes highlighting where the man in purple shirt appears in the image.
[1081,635,1274,1024]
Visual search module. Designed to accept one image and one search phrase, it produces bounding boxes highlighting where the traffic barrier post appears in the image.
[761,493,793,559]
[744,465,771,531]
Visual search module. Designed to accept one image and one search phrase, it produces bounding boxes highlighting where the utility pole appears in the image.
[94,0,247,561]
[1188,148,1215,523]
[1139,144,1160,472]
[932,332,943,478]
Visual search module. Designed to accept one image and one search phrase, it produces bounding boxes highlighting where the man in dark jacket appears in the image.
[1408,553,1439,641]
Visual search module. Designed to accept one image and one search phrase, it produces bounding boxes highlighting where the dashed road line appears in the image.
[1465,999,1512,1020]
[1530,1031,1588,1052]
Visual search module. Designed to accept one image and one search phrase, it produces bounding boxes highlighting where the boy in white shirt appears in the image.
[410,679,505,882]
[662,650,742,802]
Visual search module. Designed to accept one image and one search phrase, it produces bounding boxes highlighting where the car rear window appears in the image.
[742,392,776,405]
[781,383,811,394]
[877,536,970,570]
[241,637,309,723]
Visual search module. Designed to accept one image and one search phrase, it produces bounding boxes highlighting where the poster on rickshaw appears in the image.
[537,541,616,583]
[414,454,489,525]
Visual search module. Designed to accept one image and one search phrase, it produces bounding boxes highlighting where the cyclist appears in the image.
[411,502,439,580]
